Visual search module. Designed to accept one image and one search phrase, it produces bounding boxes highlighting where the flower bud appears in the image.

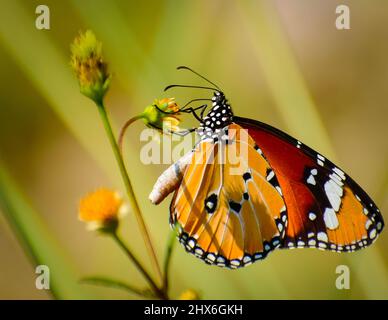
[141,98,181,133]
[70,30,111,104]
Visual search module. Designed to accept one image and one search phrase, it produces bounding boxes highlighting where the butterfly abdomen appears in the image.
[149,151,193,205]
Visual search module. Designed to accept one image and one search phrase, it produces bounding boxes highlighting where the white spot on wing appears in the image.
[206,253,216,262]
[323,208,339,230]
[333,167,346,180]
[307,174,316,185]
[206,201,214,210]
[317,232,328,242]
[266,170,275,181]
[324,180,342,212]
[243,256,252,264]
[297,241,305,247]
[195,248,203,256]
[318,242,327,249]
[188,239,195,248]
[330,173,344,187]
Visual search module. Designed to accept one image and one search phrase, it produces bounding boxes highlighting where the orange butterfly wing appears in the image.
[170,124,286,268]
[235,116,384,252]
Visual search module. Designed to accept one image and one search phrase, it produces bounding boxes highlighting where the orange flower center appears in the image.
[79,188,122,222]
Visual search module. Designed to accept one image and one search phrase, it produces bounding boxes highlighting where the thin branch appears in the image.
[111,232,167,299]
[80,276,153,298]
[96,102,163,285]
[163,229,177,293]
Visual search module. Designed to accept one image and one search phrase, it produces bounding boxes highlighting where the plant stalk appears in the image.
[111,232,166,299]
[80,276,152,298]
[118,115,143,154]
[96,101,163,285]
[163,229,176,293]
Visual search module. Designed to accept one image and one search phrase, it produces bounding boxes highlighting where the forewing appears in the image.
[170,124,286,268]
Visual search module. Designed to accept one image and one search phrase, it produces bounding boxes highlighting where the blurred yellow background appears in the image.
[0,0,387,299]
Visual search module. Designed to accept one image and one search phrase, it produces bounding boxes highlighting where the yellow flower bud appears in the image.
[141,98,181,133]
[70,30,111,104]
[179,289,201,300]
[118,97,182,152]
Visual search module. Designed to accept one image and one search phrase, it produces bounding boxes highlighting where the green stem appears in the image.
[118,115,143,154]
[111,232,167,299]
[163,229,177,293]
[96,101,163,284]
[80,276,152,298]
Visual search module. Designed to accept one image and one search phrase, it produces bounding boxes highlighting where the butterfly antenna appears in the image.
[177,66,221,91]
[164,84,218,92]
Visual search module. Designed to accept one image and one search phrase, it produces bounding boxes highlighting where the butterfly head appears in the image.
[164,67,234,139]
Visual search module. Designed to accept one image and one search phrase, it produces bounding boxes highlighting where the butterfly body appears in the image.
[197,91,234,141]
[151,69,384,269]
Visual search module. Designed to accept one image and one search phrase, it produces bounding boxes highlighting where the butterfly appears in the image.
[149,66,384,269]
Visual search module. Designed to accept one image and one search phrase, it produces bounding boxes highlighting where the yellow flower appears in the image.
[118,97,182,152]
[70,30,111,104]
[78,188,127,232]
[179,289,201,300]
[142,98,181,133]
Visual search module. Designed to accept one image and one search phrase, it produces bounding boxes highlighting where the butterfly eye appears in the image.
[215,94,224,103]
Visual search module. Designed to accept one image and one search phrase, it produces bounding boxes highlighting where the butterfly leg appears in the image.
[181,104,208,122]
[147,122,196,136]
[153,104,180,115]
[169,127,197,137]
[200,104,209,119]
[154,103,208,123]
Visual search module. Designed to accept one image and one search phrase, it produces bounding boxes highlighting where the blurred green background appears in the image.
[0,0,387,299]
